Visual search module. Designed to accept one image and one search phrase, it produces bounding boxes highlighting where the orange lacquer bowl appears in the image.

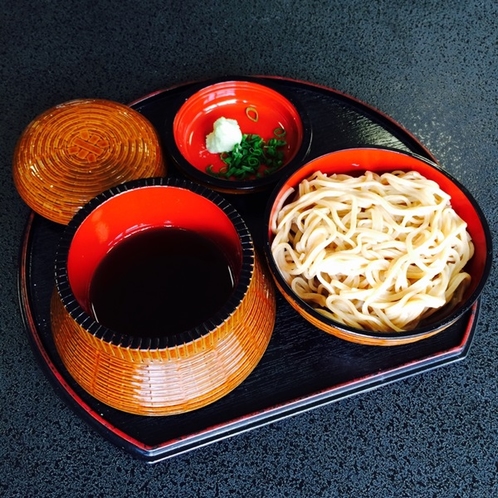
[51,177,276,415]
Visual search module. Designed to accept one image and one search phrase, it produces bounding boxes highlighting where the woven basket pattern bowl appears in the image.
[264,147,492,346]
[51,177,276,416]
[13,99,166,224]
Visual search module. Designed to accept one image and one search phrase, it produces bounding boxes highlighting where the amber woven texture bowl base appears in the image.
[13,99,166,224]
[51,251,275,416]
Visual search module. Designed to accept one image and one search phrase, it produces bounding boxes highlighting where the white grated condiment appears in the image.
[205,117,242,153]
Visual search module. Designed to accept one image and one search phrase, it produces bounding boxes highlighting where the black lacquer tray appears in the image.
[18,76,479,463]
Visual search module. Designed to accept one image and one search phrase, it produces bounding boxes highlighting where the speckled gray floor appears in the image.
[1,1,497,497]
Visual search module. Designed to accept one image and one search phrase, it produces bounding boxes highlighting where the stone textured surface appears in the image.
[1,1,497,496]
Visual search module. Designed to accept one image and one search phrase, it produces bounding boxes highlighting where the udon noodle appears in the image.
[271,170,474,332]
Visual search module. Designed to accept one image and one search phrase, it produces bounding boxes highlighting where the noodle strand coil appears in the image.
[271,170,474,332]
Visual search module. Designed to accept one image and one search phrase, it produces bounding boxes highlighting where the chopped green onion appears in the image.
[246,107,259,122]
[206,127,287,180]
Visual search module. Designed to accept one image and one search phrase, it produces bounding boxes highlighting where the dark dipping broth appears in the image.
[89,227,235,337]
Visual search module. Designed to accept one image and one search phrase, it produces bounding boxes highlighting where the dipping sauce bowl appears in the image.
[51,177,276,415]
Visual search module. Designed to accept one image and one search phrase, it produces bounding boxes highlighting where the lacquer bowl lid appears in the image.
[13,99,166,224]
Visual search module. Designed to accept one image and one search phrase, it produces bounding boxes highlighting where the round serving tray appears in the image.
[18,76,479,463]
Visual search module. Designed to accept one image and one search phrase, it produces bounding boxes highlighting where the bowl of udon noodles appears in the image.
[264,147,492,346]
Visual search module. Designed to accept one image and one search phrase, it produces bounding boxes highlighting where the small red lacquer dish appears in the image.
[168,79,311,194]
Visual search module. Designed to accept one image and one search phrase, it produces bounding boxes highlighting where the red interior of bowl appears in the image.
[269,148,490,302]
[173,81,304,178]
[68,185,242,313]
